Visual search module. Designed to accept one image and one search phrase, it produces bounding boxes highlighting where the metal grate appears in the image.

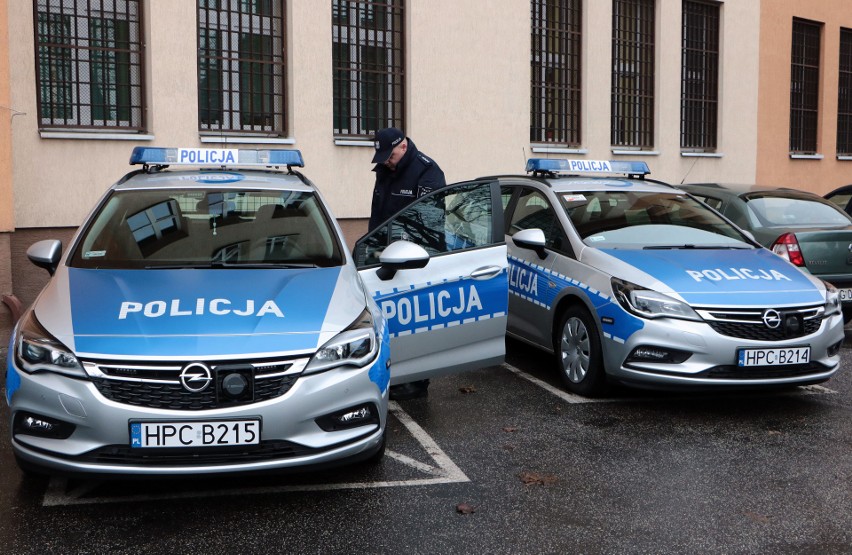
[838,28,852,155]
[530,0,582,145]
[790,18,821,154]
[332,0,405,138]
[611,0,655,148]
[680,0,719,151]
[33,0,145,130]
[197,0,287,135]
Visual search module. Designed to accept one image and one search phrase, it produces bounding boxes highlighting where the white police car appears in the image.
[6,147,509,476]
[471,159,840,396]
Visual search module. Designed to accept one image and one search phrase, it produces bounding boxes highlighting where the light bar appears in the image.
[525,158,650,176]
[130,147,305,168]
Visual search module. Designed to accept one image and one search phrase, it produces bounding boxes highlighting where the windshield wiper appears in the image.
[145,261,318,269]
[643,244,750,250]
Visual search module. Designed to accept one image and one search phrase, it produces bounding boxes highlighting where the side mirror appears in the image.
[512,228,547,260]
[376,240,429,281]
[27,240,63,276]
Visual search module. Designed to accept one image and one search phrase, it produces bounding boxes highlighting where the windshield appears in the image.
[69,189,344,269]
[743,193,852,228]
[561,191,751,249]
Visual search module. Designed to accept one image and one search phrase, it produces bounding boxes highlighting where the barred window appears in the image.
[680,0,718,151]
[838,28,852,156]
[332,0,404,138]
[790,18,821,154]
[34,0,144,130]
[530,0,582,145]
[198,1,286,135]
[611,0,655,148]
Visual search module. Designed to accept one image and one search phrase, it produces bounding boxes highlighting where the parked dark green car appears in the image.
[681,183,852,322]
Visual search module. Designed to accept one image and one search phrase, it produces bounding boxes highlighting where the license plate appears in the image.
[838,288,852,302]
[737,346,810,367]
[130,419,260,448]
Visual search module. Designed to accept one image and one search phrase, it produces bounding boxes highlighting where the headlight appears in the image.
[823,281,841,317]
[14,312,86,378]
[611,278,702,322]
[304,308,379,374]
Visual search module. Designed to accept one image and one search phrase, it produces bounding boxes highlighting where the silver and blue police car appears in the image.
[497,159,843,396]
[6,147,509,477]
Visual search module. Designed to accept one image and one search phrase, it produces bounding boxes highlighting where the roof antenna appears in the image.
[680,156,699,185]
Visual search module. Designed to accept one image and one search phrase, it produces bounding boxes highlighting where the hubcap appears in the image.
[561,317,590,383]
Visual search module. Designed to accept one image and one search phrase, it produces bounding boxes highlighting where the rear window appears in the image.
[561,191,750,248]
[743,194,852,228]
[69,189,343,269]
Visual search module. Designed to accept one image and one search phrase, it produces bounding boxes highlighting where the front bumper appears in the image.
[601,310,844,390]
[7,356,390,476]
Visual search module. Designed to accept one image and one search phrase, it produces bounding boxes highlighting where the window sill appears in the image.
[681,152,724,158]
[789,153,823,160]
[530,146,588,155]
[838,155,852,161]
[611,149,660,156]
[39,131,154,141]
[199,136,295,145]
[334,139,374,147]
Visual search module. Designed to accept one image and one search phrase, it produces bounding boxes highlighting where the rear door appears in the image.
[354,180,508,384]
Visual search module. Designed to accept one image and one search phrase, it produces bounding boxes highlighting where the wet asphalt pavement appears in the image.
[1,335,852,554]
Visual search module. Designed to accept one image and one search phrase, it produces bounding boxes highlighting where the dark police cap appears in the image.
[372,127,405,163]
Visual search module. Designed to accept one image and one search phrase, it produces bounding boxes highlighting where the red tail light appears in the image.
[771,233,805,266]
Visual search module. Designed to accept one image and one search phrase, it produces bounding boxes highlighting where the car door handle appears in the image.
[469,265,503,280]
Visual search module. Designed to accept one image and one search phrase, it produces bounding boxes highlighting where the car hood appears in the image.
[598,248,824,306]
[34,265,366,358]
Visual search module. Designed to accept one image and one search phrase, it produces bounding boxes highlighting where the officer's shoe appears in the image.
[389,380,429,401]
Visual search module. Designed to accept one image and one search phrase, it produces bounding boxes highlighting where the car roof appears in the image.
[113,168,314,193]
[545,175,678,194]
[680,182,814,196]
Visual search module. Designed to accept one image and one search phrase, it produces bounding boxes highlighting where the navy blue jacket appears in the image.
[369,139,446,231]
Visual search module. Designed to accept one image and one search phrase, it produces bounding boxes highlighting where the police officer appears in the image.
[368,127,447,231]
[369,128,447,400]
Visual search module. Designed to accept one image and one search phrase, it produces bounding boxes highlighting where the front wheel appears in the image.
[554,305,607,397]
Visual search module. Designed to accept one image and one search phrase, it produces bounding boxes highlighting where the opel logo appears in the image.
[762,309,782,329]
[848,243,852,253]
[179,363,213,393]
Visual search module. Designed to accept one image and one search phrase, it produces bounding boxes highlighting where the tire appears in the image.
[554,305,608,397]
[365,428,387,465]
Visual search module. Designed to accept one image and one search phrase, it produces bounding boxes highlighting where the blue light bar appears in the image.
[525,158,650,176]
[129,147,305,168]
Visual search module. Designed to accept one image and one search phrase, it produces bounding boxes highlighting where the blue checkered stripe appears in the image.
[508,256,643,344]
[372,272,508,339]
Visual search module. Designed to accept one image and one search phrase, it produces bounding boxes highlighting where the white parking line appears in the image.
[503,363,837,403]
[41,401,469,507]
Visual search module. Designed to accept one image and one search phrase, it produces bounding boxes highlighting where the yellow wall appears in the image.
[756,0,852,193]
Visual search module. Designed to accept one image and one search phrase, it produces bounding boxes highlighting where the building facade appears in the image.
[3,0,852,340]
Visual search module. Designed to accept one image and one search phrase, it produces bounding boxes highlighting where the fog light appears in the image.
[13,411,75,439]
[626,346,692,364]
[828,340,842,357]
[316,403,380,431]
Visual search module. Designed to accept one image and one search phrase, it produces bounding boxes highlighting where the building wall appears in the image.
[0,0,13,337]
[9,0,765,233]
[756,0,852,193]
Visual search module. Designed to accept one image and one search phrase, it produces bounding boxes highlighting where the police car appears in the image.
[6,147,509,477]
[365,159,843,396]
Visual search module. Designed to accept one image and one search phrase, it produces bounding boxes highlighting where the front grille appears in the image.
[703,362,829,380]
[83,357,307,410]
[696,305,824,341]
[73,440,319,466]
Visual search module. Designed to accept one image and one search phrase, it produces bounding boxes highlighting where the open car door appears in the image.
[354,180,508,385]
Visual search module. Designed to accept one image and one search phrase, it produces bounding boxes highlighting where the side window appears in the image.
[509,188,569,253]
[355,181,494,266]
[693,194,723,212]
